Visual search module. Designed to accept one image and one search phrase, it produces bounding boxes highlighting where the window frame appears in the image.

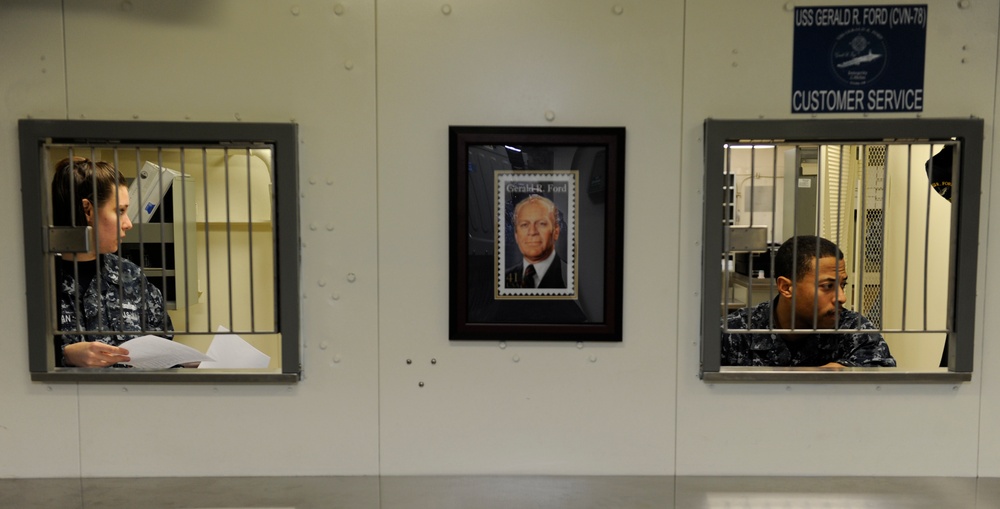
[19,119,301,383]
[701,118,983,382]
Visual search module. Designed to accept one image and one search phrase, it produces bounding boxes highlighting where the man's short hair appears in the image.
[513,194,558,222]
[773,235,844,281]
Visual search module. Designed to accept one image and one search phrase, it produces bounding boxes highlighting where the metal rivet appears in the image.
[319,341,329,350]
[442,4,452,15]
[326,224,335,231]
[234,113,242,121]
[783,1,794,11]
[431,358,437,365]
[333,355,342,363]
[46,386,52,391]
[291,5,301,15]
[406,359,412,365]
[122,387,128,392]
[958,0,971,9]
[331,293,340,301]
[347,273,357,283]
[318,279,327,287]
[576,342,584,349]
[589,355,597,363]
[499,341,507,350]
[309,223,317,231]
[326,178,334,185]
[544,110,556,121]
[344,60,354,70]
[419,381,425,387]
[612,5,623,15]
[132,114,139,119]
[309,177,316,185]
[512,355,520,363]
[334,3,345,15]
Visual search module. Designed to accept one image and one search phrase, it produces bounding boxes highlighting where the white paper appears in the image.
[198,326,271,369]
[119,335,214,370]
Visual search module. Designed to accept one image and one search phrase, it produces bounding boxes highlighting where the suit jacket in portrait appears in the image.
[504,253,568,289]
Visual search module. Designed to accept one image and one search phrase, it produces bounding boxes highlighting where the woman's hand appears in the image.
[63,341,130,367]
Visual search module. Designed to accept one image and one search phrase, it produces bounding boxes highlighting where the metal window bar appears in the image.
[877,146,890,330]
[180,147,191,332]
[133,146,146,333]
[156,148,169,332]
[245,148,256,332]
[720,140,953,336]
[768,147,778,330]
[722,145,733,317]
[902,144,912,331]
[923,144,934,331]
[833,144,845,328]
[224,148,234,330]
[202,148,213,333]
[46,143,279,338]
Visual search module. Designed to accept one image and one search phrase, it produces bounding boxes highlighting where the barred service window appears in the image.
[701,119,982,382]
[19,120,300,382]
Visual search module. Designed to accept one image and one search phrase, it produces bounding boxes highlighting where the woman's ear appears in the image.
[776,276,793,298]
[81,198,94,224]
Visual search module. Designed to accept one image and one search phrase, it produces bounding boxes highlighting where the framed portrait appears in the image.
[449,126,625,341]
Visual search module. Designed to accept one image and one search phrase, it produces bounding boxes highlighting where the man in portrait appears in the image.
[504,194,568,289]
[721,235,896,367]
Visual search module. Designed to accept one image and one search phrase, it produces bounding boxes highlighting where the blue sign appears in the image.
[792,5,927,113]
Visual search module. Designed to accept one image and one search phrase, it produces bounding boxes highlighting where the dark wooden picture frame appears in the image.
[449,126,625,341]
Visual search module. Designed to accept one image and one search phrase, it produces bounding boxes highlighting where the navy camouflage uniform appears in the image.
[55,253,173,367]
[721,298,896,367]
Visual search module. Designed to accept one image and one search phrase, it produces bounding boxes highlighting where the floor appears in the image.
[1,476,998,508]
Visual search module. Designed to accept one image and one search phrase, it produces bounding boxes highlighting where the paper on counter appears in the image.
[198,326,271,369]
[119,335,214,370]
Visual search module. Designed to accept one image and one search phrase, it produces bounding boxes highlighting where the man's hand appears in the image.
[63,341,130,367]
[819,362,845,368]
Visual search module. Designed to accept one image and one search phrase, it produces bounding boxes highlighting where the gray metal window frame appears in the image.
[701,118,982,382]
[19,119,301,383]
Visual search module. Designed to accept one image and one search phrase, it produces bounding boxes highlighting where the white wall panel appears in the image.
[676,0,998,476]
[0,0,82,478]
[977,0,1000,477]
[375,0,682,474]
[2,0,381,476]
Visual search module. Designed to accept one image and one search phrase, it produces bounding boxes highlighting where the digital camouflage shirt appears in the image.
[721,298,896,367]
[55,253,173,366]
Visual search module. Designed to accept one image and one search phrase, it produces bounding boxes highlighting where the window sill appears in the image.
[702,366,971,383]
[31,368,298,384]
